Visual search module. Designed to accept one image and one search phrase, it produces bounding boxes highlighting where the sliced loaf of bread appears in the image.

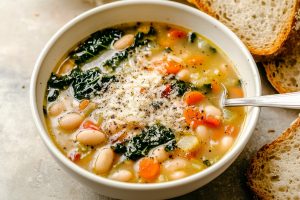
[247,116,300,199]
[187,0,299,58]
[263,35,300,93]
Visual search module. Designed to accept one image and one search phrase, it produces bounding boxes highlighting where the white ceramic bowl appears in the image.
[30,1,261,199]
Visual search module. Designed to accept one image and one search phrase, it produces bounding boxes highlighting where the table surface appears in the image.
[0,0,298,199]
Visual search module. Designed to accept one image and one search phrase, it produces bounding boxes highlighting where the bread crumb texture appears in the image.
[263,41,300,93]
[188,0,299,56]
[247,117,300,200]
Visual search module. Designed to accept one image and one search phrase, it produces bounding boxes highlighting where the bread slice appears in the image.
[187,0,299,58]
[263,35,300,93]
[247,116,300,199]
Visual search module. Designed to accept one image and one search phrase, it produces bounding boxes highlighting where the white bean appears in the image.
[176,69,190,82]
[113,34,134,50]
[196,125,209,142]
[94,148,114,174]
[110,170,132,182]
[169,171,187,180]
[58,112,83,131]
[76,130,106,146]
[58,60,74,75]
[204,105,222,118]
[148,146,169,163]
[220,136,234,153]
[163,158,188,172]
[48,102,64,116]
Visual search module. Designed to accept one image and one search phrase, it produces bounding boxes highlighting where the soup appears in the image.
[44,22,245,183]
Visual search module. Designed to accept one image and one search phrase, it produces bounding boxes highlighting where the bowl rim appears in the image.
[30,0,261,190]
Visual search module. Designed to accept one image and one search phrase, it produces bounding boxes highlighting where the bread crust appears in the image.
[188,0,300,58]
[247,116,300,199]
[263,32,300,93]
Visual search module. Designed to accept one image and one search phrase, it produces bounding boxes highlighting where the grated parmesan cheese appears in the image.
[93,48,187,135]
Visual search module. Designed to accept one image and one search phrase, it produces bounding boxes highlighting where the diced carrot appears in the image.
[83,120,99,130]
[183,107,205,128]
[168,29,187,39]
[162,84,171,97]
[79,99,90,111]
[204,116,221,127]
[228,87,244,98]
[165,61,182,74]
[186,55,205,66]
[139,157,160,180]
[184,91,205,105]
[211,80,221,93]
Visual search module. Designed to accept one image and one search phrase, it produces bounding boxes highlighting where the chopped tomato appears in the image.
[184,91,205,105]
[79,99,90,111]
[168,29,187,39]
[183,107,205,128]
[139,157,160,180]
[204,116,221,127]
[162,84,171,97]
[69,151,81,162]
[83,120,99,130]
[165,61,182,74]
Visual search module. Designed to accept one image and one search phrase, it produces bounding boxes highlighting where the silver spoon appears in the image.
[220,85,300,109]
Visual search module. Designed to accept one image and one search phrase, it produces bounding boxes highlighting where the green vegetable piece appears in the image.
[47,67,116,101]
[47,88,59,102]
[197,83,212,95]
[111,124,175,160]
[209,46,217,53]
[171,79,191,96]
[164,47,173,53]
[164,139,177,152]
[236,79,242,87]
[111,143,127,154]
[103,51,128,69]
[188,32,196,43]
[203,159,211,167]
[48,73,73,90]
[71,68,116,100]
[70,28,123,65]
[147,26,156,35]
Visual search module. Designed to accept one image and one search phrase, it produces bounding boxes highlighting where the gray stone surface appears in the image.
[0,0,298,199]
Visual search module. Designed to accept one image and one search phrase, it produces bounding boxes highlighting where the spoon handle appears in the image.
[224,92,300,109]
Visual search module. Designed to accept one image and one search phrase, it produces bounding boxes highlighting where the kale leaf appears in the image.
[164,139,177,152]
[170,79,191,96]
[169,78,212,96]
[111,124,176,160]
[47,67,116,101]
[197,83,212,95]
[47,88,59,102]
[71,68,116,100]
[70,28,123,65]
[103,50,128,69]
